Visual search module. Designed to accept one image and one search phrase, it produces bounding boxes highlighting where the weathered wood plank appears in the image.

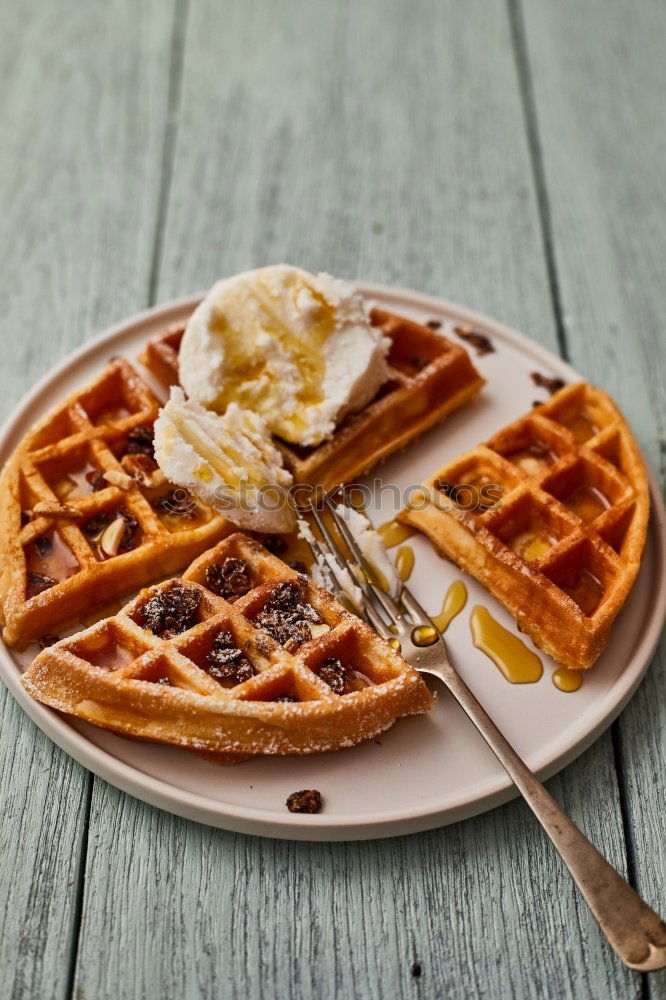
[72,2,637,998]
[517,2,666,996]
[0,0,177,995]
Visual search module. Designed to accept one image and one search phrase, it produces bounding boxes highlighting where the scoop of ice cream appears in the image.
[178,264,389,446]
[153,387,295,533]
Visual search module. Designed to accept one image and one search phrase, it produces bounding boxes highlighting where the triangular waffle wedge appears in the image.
[141,308,485,488]
[399,383,649,670]
[22,533,432,757]
[0,359,234,649]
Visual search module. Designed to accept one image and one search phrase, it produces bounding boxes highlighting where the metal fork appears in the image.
[302,496,666,973]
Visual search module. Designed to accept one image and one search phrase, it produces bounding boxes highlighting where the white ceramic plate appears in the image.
[1,284,664,841]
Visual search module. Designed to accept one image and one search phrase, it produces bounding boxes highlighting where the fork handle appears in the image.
[433,661,666,971]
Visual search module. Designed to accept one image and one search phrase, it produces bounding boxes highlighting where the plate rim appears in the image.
[0,282,664,841]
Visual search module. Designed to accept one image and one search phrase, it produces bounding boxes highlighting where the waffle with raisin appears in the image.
[22,533,432,757]
[141,308,485,488]
[399,383,649,669]
[0,359,233,649]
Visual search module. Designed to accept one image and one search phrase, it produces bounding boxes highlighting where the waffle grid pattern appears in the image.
[22,534,432,756]
[400,383,649,669]
[0,359,232,648]
[141,307,485,488]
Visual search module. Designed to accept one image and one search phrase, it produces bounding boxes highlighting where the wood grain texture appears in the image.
[0,0,177,996]
[69,1,638,998]
[517,3,666,996]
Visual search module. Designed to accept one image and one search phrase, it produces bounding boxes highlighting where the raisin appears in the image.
[453,326,495,356]
[254,581,322,650]
[85,469,106,492]
[28,572,56,595]
[263,535,287,556]
[154,488,198,518]
[118,507,139,552]
[530,372,565,395]
[318,657,348,695]
[124,425,155,457]
[141,585,201,638]
[205,630,255,684]
[205,558,251,600]
[38,633,60,648]
[82,512,113,539]
[286,789,322,814]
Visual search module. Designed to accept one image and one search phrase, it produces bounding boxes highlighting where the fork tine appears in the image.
[301,504,394,638]
[323,495,406,623]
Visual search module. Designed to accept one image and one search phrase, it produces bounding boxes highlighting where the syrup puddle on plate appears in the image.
[470,606,542,683]
[552,666,583,692]
[395,545,414,582]
[431,580,467,633]
[378,519,416,549]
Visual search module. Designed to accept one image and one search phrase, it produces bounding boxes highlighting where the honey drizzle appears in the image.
[395,545,415,582]
[431,580,468,633]
[378,520,416,549]
[552,667,583,692]
[470,606,543,684]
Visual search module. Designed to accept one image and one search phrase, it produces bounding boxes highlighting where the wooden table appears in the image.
[1,2,664,997]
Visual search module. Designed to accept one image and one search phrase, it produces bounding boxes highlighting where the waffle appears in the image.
[21,533,432,757]
[141,308,485,488]
[0,359,234,649]
[399,383,649,669]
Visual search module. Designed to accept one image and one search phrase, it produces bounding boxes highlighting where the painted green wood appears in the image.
[70,2,638,998]
[517,3,666,997]
[0,0,177,996]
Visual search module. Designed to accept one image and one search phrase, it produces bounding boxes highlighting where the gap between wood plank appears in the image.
[63,775,92,1000]
[64,3,191,995]
[147,0,191,307]
[507,0,569,362]
[508,2,648,994]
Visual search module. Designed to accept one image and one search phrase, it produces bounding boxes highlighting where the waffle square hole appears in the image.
[132,656,177,687]
[301,629,401,694]
[79,366,151,427]
[131,582,216,638]
[179,620,269,688]
[544,540,612,617]
[542,456,625,524]
[148,486,213,533]
[37,443,105,501]
[490,495,573,563]
[28,408,80,450]
[386,334,447,378]
[599,503,636,555]
[248,579,340,652]
[25,532,80,597]
[590,429,633,478]
[431,457,520,515]
[542,385,615,444]
[489,420,566,477]
[80,506,143,560]
[68,622,147,671]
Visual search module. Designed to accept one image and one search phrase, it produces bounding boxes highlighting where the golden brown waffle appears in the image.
[22,533,432,757]
[141,308,485,488]
[399,383,649,669]
[0,359,234,649]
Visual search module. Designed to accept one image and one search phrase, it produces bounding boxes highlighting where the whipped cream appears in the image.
[153,387,295,533]
[178,265,389,446]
